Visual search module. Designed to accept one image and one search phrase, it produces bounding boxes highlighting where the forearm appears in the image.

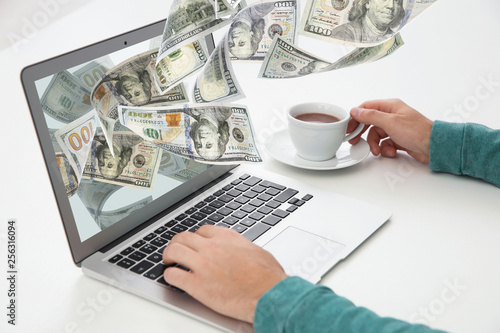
[429,121,500,187]
[255,277,446,333]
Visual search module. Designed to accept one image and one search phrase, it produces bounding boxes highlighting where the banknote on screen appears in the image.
[118,104,262,164]
[90,49,189,156]
[82,132,162,189]
[54,110,97,181]
[41,70,93,123]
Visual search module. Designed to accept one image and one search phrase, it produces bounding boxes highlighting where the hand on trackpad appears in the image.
[263,227,345,282]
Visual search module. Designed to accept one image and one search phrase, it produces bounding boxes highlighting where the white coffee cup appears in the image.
[287,102,365,161]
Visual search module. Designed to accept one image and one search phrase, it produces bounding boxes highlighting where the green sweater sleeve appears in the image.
[429,121,500,187]
[254,277,447,333]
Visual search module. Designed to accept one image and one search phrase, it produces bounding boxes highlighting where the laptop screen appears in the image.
[22,20,232,264]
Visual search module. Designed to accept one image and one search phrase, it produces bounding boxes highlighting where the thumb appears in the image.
[350,107,391,128]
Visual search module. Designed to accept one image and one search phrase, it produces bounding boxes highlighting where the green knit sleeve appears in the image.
[254,276,447,333]
[429,121,500,187]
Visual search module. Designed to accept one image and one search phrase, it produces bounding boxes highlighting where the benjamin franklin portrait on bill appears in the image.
[331,0,405,43]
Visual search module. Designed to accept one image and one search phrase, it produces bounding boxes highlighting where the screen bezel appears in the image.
[21,19,232,266]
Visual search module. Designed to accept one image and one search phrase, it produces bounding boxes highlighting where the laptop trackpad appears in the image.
[263,227,345,281]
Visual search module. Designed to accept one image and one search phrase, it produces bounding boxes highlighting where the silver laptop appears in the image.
[21,19,391,332]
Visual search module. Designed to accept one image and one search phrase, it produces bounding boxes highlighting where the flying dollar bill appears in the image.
[193,36,245,103]
[326,32,404,70]
[82,132,162,189]
[258,36,333,78]
[49,128,79,197]
[54,111,97,181]
[118,104,262,164]
[157,0,240,64]
[56,153,79,198]
[299,0,436,46]
[41,70,93,123]
[258,33,404,78]
[91,49,189,156]
[74,55,114,90]
[154,39,209,94]
[227,0,297,61]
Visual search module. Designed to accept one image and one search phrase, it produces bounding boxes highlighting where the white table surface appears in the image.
[1,0,499,332]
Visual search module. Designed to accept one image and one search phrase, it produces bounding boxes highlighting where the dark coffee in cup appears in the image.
[295,113,341,123]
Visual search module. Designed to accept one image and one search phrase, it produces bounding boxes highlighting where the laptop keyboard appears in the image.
[107,173,313,288]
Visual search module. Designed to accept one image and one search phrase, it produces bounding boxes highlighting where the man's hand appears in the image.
[347,99,433,163]
[162,225,287,323]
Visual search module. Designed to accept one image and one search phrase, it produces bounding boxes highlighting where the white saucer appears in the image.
[264,129,370,170]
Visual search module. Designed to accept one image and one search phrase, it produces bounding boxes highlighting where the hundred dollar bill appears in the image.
[157,0,239,64]
[299,0,436,47]
[258,35,333,78]
[326,33,404,70]
[74,56,114,90]
[41,70,93,123]
[54,111,97,181]
[154,39,209,94]
[82,132,162,189]
[91,49,189,156]
[118,104,262,164]
[49,129,79,197]
[258,33,404,78]
[227,0,297,61]
[56,153,79,198]
[193,36,245,103]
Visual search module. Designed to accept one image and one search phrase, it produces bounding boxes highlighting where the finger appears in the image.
[380,138,398,158]
[351,106,394,130]
[196,224,236,238]
[162,241,203,270]
[346,117,359,134]
[169,230,207,252]
[347,116,369,145]
[357,98,404,114]
[163,266,195,292]
[366,126,388,156]
[197,225,250,249]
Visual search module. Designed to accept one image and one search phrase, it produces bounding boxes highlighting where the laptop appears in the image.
[21,19,391,332]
